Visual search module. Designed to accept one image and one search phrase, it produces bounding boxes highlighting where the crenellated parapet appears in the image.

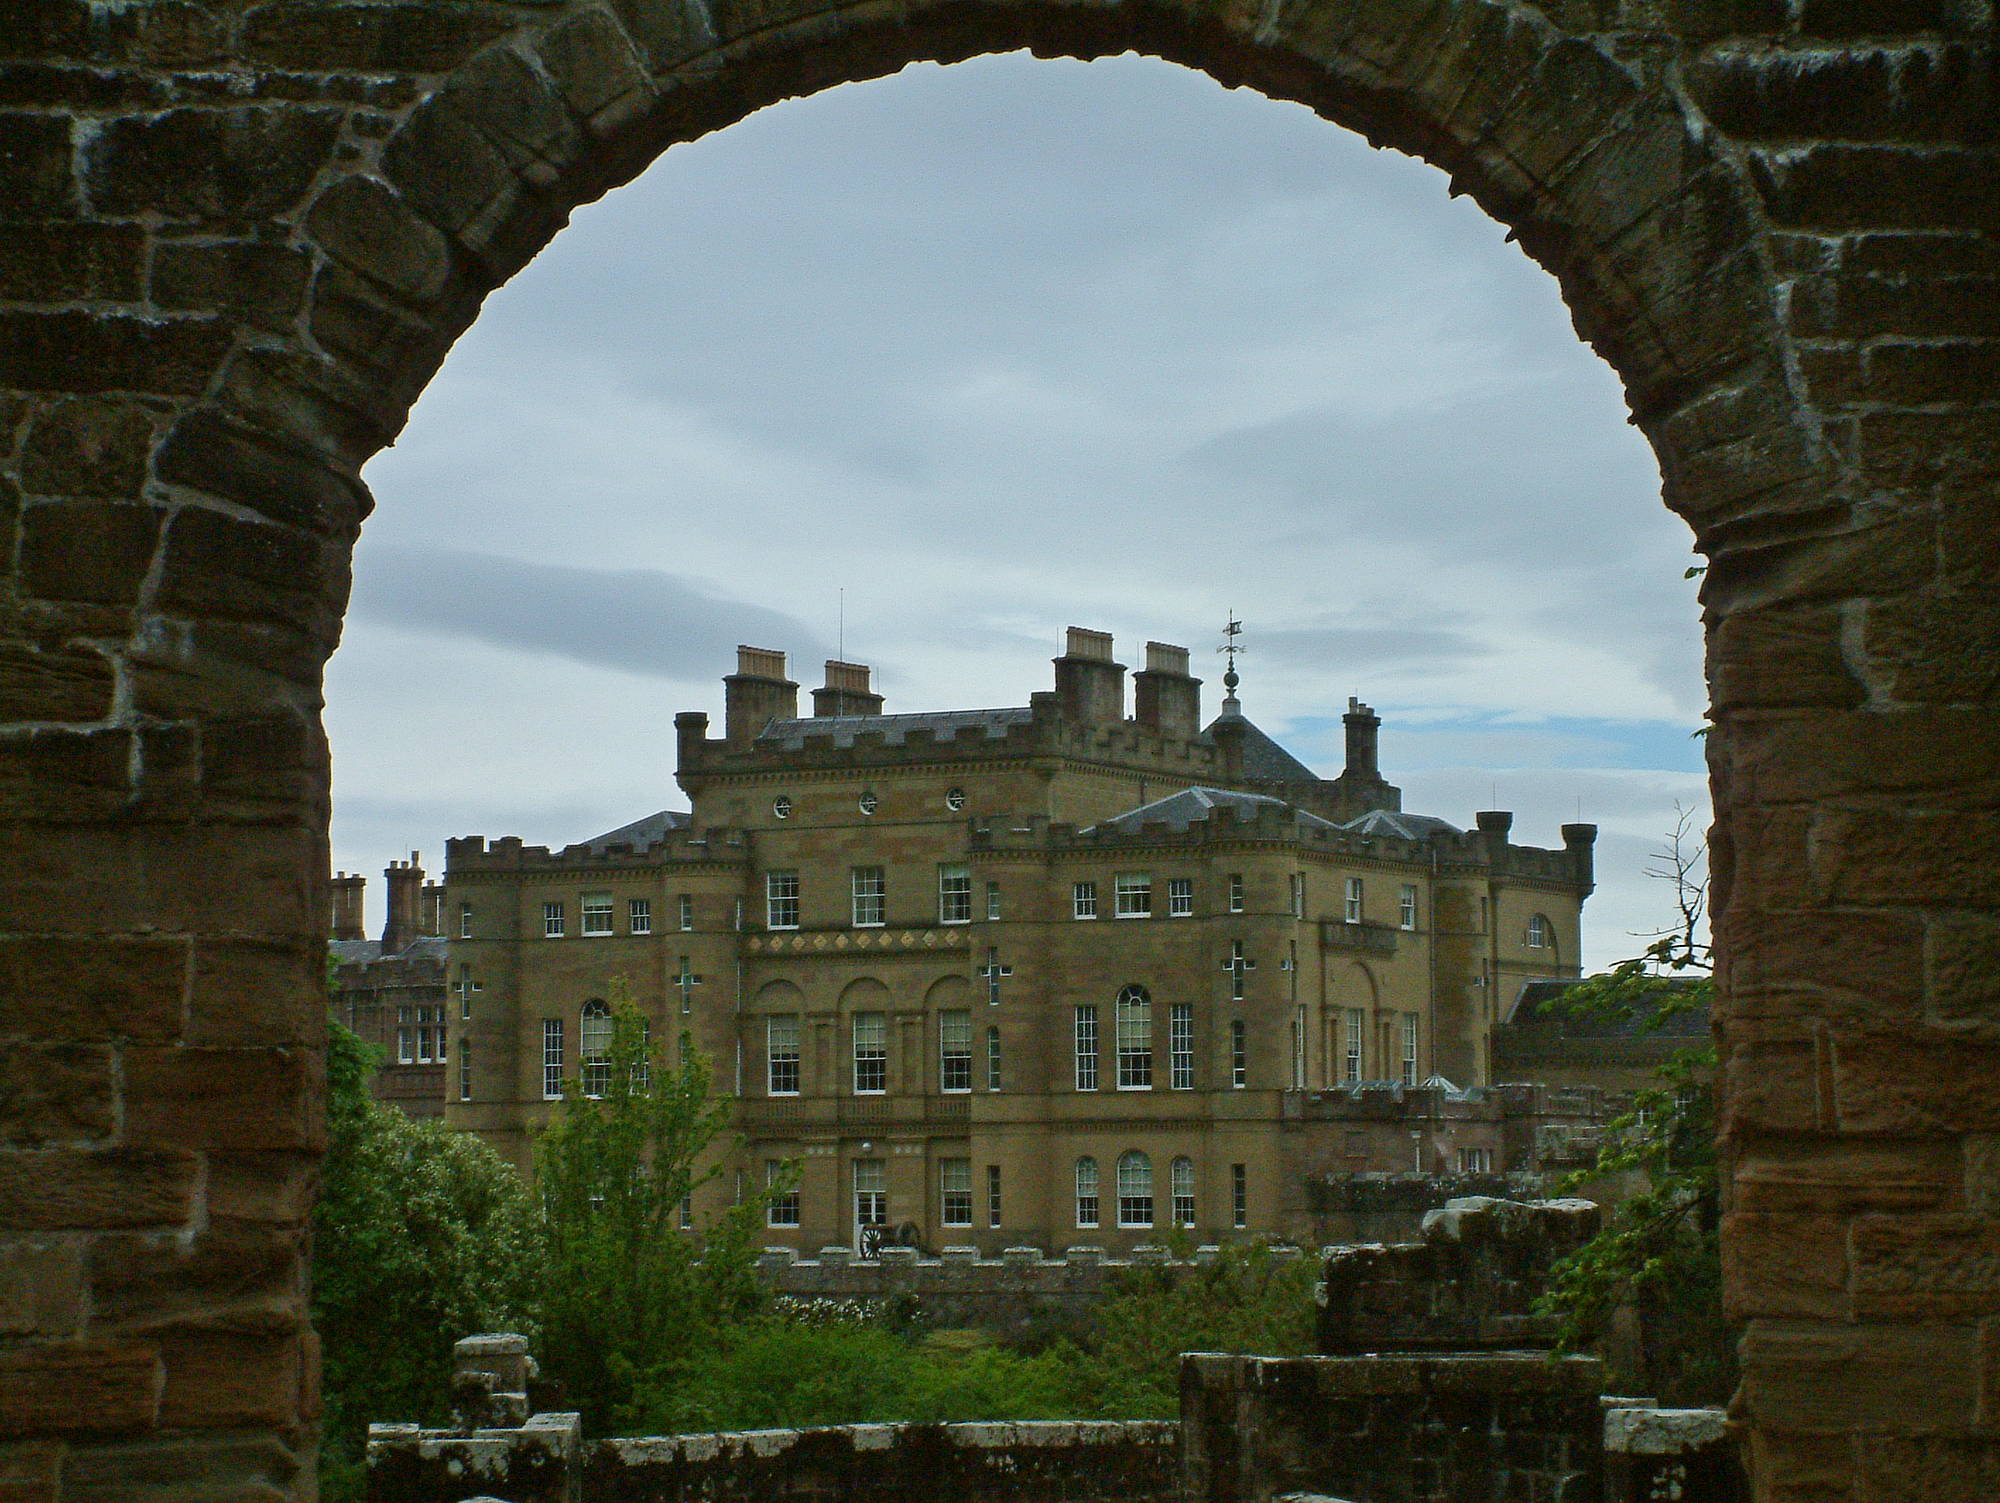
[446,826,751,874]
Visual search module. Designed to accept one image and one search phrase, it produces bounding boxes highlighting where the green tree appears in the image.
[1536,808,1733,1404]
[313,1020,543,1500]
[532,979,778,1431]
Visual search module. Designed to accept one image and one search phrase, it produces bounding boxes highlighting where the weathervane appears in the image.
[1217,613,1244,714]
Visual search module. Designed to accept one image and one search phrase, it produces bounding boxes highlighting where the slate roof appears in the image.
[1205,712,1319,782]
[578,808,689,854]
[759,708,1034,750]
[329,936,449,966]
[1082,785,1344,836]
[1503,977,1711,1038]
[1339,808,1464,841]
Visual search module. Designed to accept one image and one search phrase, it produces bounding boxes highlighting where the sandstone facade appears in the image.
[1,0,1994,1497]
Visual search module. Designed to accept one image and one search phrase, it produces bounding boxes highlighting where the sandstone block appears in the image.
[83,106,342,222]
[532,6,653,123]
[305,175,453,305]
[0,1045,113,1147]
[1790,272,2000,341]
[0,1148,199,1232]
[0,225,143,303]
[154,508,336,632]
[122,1046,322,1154]
[1721,906,1922,1022]
[1706,605,1859,713]
[1752,144,2000,234]
[155,1327,302,1430]
[17,499,159,607]
[0,1242,83,1341]
[1690,42,1990,144]
[381,90,521,241]
[1732,1135,1960,1214]
[0,937,186,1046]
[1721,1212,1851,1321]
[155,412,369,537]
[0,113,72,216]
[604,0,714,70]
[1853,1434,2000,1502]
[19,398,154,500]
[0,1344,161,1438]
[151,240,312,333]
[188,938,323,1049]
[1849,1213,2000,1319]
[1739,1319,1980,1431]
[1800,0,1977,35]
[307,264,450,384]
[443,42,582,177]
[0,311,233,397]
[0,1438,64,1503]
[1832,1028,2000,1134]
[87,1222,304,1334]
[1810,808,2000,907]
[1860,591,2000,706]
[240,1,521,72]
[0,728,137,821]
[203,1150,316,1226]
[1927,914,2000,1027]
[0,645,117,725]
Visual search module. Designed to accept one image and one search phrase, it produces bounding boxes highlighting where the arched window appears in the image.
[579,998,612,1097]
[1115,985,1153,1089]
[1074,1157,1100,1228]
[1171,1156,1196,1227]
[1117,1150,1154,1228]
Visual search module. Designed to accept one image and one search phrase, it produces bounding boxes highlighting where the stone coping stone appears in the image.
[1183,1351,1604,1397]
[597,1418,1177,1464]
[1604,1406,1729,1455]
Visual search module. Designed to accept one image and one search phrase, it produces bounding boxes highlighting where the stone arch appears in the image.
[924,974,972,1009]
[3,5,1996,1498]
[837,976,893,1013]
[754,978,805,1011]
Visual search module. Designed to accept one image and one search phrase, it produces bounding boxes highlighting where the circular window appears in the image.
[858,791,879,815]
[773,796,792,820]
[945,787,966,812]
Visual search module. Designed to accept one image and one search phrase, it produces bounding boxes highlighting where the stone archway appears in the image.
[1,4,1995,1498]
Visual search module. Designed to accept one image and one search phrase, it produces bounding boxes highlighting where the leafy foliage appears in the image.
[1534,806,1734,1405]
[532,980,780,1431]
[314,1020,542,1500]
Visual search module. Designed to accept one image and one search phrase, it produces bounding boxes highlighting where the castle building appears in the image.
[442,630,1595,1251]
[329,853,451,1117]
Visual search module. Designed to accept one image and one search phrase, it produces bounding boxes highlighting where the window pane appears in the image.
[1114,873,1151,918]
[1073,1005,1098,1091]
[1072,881,1097,919]
[767,1015,800,1095]
[853,1011,887,1093]
[940,1009,972,1092]
[1168,878,1193,917]
[1075,1157,1099,1228]
[581,893,613,935]
[1116,986,1152,1089]
[938,864,972,924]
[1171,1156,1195,1227]
[851,866,885,927]
[766,871,800,930]
[629,897,652,934]
[1170,1003,1194,1090]
[541,1018,564,1099]
[1117,1151,1153,1228]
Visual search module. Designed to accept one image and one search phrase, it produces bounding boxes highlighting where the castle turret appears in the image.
[1133,642,1201,739]
[1053,627,1126,725]
[724,645,798,748]
[1562,822,1598,894]
[812,660,884,718]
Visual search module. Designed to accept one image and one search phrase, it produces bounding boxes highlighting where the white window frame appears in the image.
[1401,1013,1419,1087]
[1230,1018,1247,1089]
[986,881,1002,921]
[940,1158,973,1226]
[1168,877,1194,917]
[1114,873,1152,919]
[766,870,800,931]
[852,1011,887,1095]
[580,892,614,937]
[986,1025,1002,1091]
[457,1038,472,1102]
[1074,1157,1100,1228]
[938,864,972,925]
[1231,1163,1248,1229]
[541,1017,564,1099]
[629,897,652,935]
[767,1160,800,1227]
[1073,1004,1099,1091]
[1171,1156,1195,1228]
[986,1163,1002,1228]
[1072,880,1098,920]
[1528,913,1552,948]
[939,1009,973,1093]
[1399,885,1418,931]
[1115,985,1152,1090]
[1344,877,1364,924]
[1169,1003,1194,1090]
[1345,1007,1365,1083]
[1459,1147,1493,1175]
[1116,1151,1154,1229]
[542,901,565,938]
[1290,872,1304,919]
[1227,873,1244,914]
[678,894,694,932]
[579,999,613,1098]
[767,1015,801,1096]
[851,865,886,928]
[458,903,473,939]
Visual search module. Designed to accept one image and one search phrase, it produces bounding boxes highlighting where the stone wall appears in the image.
[368,1416,1177,1503]
[1317,1196,1600,1355]
[3,0,1997,1497]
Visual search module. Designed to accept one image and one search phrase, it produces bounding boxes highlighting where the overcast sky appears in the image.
[328,52,1711,970]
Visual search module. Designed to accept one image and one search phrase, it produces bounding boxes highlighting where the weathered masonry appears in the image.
[0,2,1994,1500]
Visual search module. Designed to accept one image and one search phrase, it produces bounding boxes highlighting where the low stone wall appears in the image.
[1316,1196,1600,1353]
[368,1417,1176,1503]
[1603,1406,1746,1503]
[757,1242,1311,1338]
[1180,1351,1607,1503]
[586,1420,1177,1502]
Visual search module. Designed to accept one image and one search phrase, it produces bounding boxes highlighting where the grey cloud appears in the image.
[350,545,830,680]
[1256,622,1488,674]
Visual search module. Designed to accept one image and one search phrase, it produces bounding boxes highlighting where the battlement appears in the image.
[445,826,750,873]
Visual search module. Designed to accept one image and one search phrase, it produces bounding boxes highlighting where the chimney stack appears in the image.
[382,851,423,954]
[1343,697,1382,782]
[724,645,799,748]
[813,660,884,718]
[1133,642,1201,738]
[419,881,445,938]
[1052,628,1127,725]
[329,872,366,941]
